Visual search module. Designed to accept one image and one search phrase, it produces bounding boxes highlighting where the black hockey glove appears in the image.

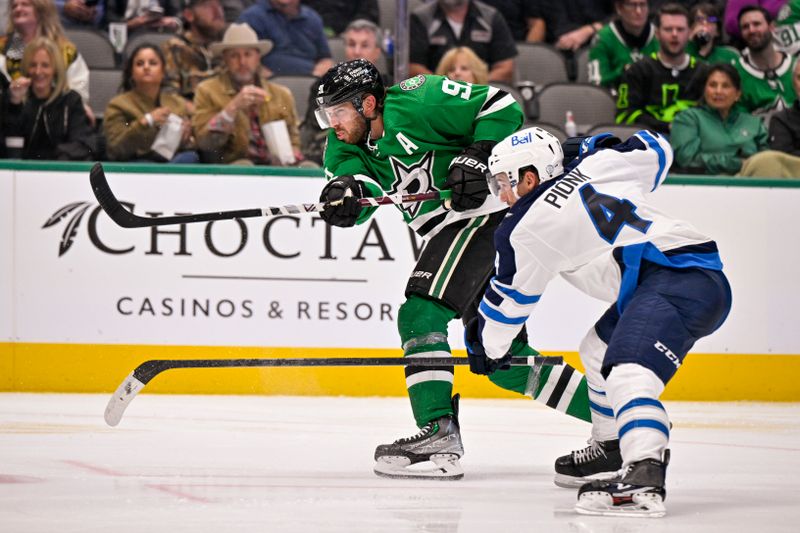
[464,316,512,375]
[319,175,365,227]
[445,140,496,212]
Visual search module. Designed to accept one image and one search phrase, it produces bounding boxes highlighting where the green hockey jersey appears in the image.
[323,74,524,240]
[775,0,800,56]
[735,49,798,117]
[588,21,659,88]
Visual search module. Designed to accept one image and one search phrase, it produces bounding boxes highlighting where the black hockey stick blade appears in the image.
[104,355,563,426]
[90,162,262,228]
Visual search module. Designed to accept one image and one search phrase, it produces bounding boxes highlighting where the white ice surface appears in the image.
[1,394,798,533]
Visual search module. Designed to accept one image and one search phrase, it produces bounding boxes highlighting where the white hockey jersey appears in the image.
[478,131,724,359]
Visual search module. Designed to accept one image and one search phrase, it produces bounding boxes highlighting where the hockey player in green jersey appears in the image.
[314,59,605,481]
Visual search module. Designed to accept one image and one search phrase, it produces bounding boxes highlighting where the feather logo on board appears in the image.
[42,201,92,256]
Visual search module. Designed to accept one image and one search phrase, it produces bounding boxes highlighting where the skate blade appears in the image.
[554,470,622,489]
[575,492,666,518]
[374,454,464,480]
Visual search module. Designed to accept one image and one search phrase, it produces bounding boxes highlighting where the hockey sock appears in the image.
[606,363,669,468]
[399,295,457,427]
[489,339,592,423]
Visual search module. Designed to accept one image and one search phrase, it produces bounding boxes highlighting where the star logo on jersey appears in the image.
[388,152,436,218]
[399,75,426,91]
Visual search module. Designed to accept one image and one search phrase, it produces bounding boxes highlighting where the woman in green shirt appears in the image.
[671,63,768,175]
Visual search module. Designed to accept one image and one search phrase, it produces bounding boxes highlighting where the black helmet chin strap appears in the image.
[352,94,381,144]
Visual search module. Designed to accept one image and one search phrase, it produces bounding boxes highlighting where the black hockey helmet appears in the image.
[315,59,385,129]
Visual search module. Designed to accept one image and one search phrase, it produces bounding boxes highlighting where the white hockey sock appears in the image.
[606,363,669,469]
[579,328,617,441]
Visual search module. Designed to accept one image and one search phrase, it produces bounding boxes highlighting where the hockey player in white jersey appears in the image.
[464,126,732,517]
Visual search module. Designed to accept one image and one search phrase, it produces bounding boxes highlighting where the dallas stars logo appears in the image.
[388,152,436,218]
[399,75,426,91]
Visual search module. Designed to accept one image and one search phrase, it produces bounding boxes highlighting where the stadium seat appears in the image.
[533,83,616,134]
[123,32,175,61]
[575,47,590,84]
[270,75,318,119]
[65,29,117,69]
[514,43,569,87]
[89,69,123,120]
[587,123,645,141]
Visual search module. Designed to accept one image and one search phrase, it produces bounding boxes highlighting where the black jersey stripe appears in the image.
[480,89,508,113]
[546,365,575,409]
[417,212,452,237]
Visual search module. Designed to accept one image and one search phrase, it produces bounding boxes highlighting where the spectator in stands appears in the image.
[775,0,800,57]
[0,73,7,157]
[409,0,516,83]
[736,59,800,178]
[687,3,739,66]
[616,3,708,134]
[671,63,768,174]
[769,59,800,157]
[122,0,182,36]
[104,43,198,163]
[5,37,97,160]
[303,0,379,36]
[735,5,798,122]
[238,0,333,77]
[162,0,226,100]
[549,0,612,52]
[724,0,786,45]
[482,0,547,42]
[299,18,384,166]
[1,0,93,122]
[435,46,489,84]
[193,23,303,165]
[588,0,659,88]
[220,0,256,23]
[56,0,107,30]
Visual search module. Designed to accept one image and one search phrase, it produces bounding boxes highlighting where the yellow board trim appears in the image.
[1,343,799,401]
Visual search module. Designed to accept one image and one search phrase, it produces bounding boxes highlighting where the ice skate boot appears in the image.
[554,438,622,488]
[575,450,670,518]
[373,395,464,480]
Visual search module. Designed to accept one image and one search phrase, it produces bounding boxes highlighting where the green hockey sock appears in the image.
[399,295,457,427]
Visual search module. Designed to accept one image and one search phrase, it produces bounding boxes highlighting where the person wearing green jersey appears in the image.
[775,0,800,57]
[736,5,798,120]
[588,0,659,89]
[313,59,606,482]
[687,3,740,67]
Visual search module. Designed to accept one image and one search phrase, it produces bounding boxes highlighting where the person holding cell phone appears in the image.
[123,0,182,35]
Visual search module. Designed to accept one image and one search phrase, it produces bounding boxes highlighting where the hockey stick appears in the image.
[90,162,451,228]
[104,355,563,426]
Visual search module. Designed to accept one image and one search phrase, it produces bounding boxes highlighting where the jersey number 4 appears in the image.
[579,184,652,244]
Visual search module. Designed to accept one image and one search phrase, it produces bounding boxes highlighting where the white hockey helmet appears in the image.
[487,127,564,200]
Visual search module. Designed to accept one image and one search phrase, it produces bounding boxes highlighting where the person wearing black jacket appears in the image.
[769,61,800,157]
[615,3,707,134]
[5,37,97,160]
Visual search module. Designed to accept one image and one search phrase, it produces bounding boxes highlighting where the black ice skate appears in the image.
[373,395,464,480]
[575,450,670,518]
[554,439,623,488]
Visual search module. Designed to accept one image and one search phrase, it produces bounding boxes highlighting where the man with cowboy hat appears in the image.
[193,22,304,164]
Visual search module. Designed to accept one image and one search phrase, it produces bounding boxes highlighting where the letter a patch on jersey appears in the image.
[388,152,435,218]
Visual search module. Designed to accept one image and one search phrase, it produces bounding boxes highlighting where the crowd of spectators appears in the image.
[0,0,797,177]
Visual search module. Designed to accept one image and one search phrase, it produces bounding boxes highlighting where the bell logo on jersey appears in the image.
[510,132,532,146]
[654,340,681,369]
